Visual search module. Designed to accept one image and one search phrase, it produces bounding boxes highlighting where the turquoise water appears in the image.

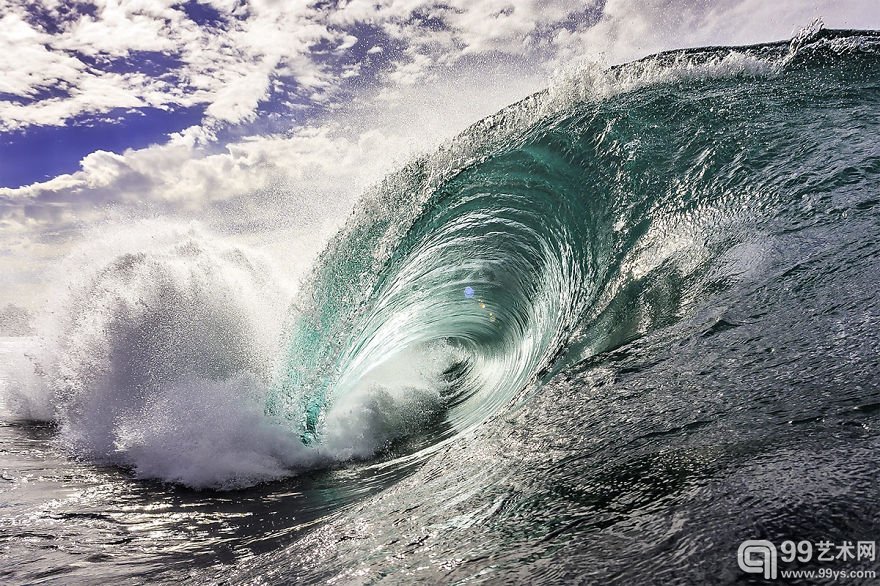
[268,28,880,465]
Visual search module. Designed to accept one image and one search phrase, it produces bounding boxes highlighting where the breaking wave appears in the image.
[4,27,880,489]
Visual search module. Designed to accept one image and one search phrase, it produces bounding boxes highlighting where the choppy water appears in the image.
[2,28,880,584]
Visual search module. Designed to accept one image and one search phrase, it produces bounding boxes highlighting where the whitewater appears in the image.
[2,26,879,584]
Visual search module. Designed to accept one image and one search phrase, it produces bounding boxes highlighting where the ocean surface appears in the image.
[1,28,879,584]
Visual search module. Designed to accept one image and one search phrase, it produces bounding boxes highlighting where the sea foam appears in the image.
[0,221,454,488]
[0,222,320,488]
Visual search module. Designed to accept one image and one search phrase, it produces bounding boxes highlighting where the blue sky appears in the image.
[0,105,206,186]
[1,0,878,307]
[0,0,407,187]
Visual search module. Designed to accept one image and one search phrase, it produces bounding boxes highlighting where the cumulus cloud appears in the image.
[0,0,594,132]
[0,0,346,130]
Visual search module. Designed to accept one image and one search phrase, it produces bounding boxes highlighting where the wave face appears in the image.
[266,28,880,463]
[214,28,879,581]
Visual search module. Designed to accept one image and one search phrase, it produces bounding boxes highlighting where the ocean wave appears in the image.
[270,27,880,461]
[3,28,879,489]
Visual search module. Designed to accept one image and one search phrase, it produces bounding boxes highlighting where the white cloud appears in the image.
[0,13,85,97]
[0,0,343,130]
[57,0,179,56]
[326,0,595,87]
[0,0,596,131]
[337,34,359,52]
[204,56,279,124]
